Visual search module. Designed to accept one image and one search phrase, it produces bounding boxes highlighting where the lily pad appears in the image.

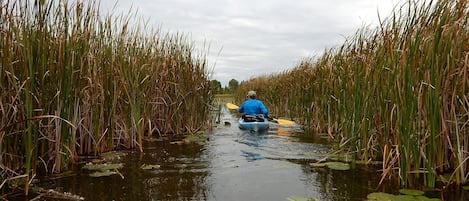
[324,162,350,171]
[141,164,161,170]
[394,194,418,201]
[89,170,117,177]
[100,151,127,161]
[310,162,327,167]
[367,192,440,201]
[367,192,395,200]
[82,163,123,171]
[463,185,469,190]
[399,189,424,196]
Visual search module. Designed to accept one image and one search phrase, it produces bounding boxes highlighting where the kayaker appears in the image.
[238,90,269,121]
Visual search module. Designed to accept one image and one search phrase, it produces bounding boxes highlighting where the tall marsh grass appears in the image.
[0,0,211,190]
[236,0,468,187]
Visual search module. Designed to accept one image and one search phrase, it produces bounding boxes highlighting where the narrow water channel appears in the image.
[31,106,463,201]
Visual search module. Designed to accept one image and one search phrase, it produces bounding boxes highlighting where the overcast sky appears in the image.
[100,0,402,86]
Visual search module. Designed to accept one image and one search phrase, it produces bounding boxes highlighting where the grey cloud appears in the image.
[100,0,400,85]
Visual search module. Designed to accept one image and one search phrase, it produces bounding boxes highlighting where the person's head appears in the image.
[247,90,257,99]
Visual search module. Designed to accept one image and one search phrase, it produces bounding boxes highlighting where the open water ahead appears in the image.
[29,106,464,201]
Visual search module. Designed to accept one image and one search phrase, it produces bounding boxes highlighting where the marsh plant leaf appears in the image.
[309,162,327,167]
[399,189,424,196]
[325,162,350,170]
[367,192,440,201]
[394,194,418,201]
[367,192,395,200]
[184,133,207,145]
[82,163,123,171]
[463,185,469,190]
[100,151,127,161]
[89,170,117,177]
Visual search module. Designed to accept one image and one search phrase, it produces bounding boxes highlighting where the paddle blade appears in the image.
[226,103,239,110]
[275,118,295,126]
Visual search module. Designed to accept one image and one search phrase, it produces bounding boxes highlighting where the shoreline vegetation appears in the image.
[0,0,211,194]
[1,0,467,197]
[235,0,468,188]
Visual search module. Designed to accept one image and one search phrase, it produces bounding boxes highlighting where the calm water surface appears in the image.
[33,106,464,201]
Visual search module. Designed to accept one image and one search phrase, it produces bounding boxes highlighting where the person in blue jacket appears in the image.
[238,90,268,121]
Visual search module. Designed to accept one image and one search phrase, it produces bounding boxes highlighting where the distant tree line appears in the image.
[210,79,239,94]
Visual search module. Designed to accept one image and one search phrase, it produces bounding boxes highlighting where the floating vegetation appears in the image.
[366,192,395,200]
[324,153,382,166]
[29,187,85,201]
[100,151,128,162]
[310,163,327,168]
[140,164,161,170]
[83,162,124,178]
[83,163,124,171]
[310,161,350,171]
[82,163,123,171]
[325,162,350,171]
[89,170,118,178]
[366,192,441,201]
[184,133,207,145]
[171,132,208,145]
[399,189,425,196]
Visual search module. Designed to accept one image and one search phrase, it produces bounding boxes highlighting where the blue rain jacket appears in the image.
[238,99,268,117]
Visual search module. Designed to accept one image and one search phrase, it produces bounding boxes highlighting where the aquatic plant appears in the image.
[366,190,440,201]
[0,0,211,193]
[310,161,351,171]
[236,0,468,188]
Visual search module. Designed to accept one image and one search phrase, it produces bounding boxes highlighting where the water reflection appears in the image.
[137,143,210,200]
[30,105,453,201]
[277,127,293,136]
[37,141,211,201]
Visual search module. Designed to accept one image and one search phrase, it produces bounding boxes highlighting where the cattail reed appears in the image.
[236,0,468,188]
[0,0,211,192]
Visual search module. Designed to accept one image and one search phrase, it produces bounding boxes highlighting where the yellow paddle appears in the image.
[226,102,240,110]
[225,103,295,126]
